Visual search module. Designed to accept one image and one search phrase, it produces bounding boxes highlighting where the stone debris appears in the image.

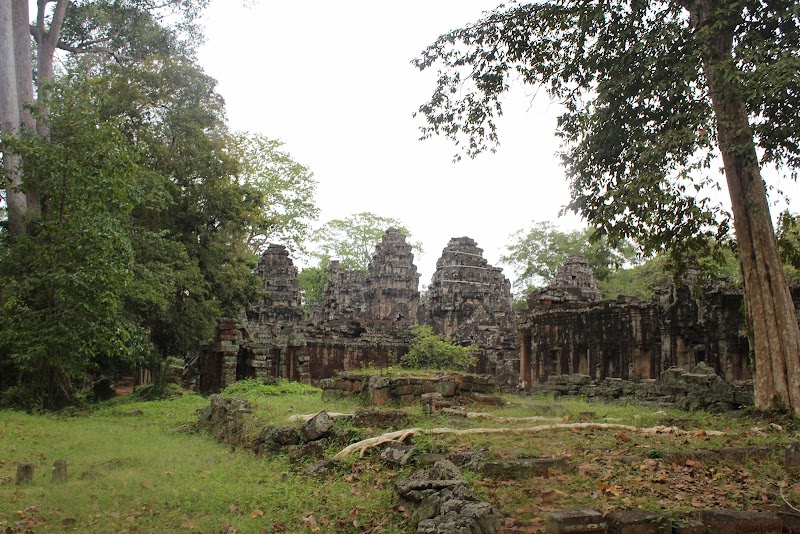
[352,409,410,429]
[379,443,414,466]
[395,460,502,534]
[302,411,334,441]
[321,373,498,407]
[533,370,754,412]
[477,457,571,479]
[545,508,790,534]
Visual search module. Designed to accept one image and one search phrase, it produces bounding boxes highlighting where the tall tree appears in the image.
[415,0,800,414]
[98,57,269,357]
[0,80,144,408]
[228,133,319,254]
[0,0,208,235]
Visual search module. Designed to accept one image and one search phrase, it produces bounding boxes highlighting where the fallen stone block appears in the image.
[544,508,607,533]
[478,457,570,479]
[302,411,334,441]
[605,510,671,534]
[352,409,410,428]
[52,459,67,484]
[700,510,783,534]
[380,443,414,466]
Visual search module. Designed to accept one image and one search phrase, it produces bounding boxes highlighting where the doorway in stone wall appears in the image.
[235,346,256,381]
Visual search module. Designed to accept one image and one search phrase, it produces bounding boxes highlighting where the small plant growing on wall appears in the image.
[400,325,477,371]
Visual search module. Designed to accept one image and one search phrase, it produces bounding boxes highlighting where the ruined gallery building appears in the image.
[196,229,781,392]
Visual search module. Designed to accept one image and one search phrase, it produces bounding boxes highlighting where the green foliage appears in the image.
[228,132,319,254]
[221,378,320,398]
[297,263,329,308]
[400,325,477,371]
[309,212,422,271]
[598,246,741,301]
[0,80,146,409]
[1,52,320,407]
[99,57,279,355]
[414,0,800,259]
[59,0,210,72]
[598,256,672,301]
[777,211,800,281]
[502,220,638,295]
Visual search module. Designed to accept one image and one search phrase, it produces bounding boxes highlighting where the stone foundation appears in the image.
[319,372,499,405]
[531,364,754,411]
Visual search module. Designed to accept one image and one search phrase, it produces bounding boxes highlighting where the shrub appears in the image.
[221,378,320,397]
[400,325,477,371]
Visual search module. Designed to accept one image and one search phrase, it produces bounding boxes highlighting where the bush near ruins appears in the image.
[400,325,477,371]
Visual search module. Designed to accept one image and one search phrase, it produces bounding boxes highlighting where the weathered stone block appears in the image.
[605,510,671,534]
[659,368,686,387]
[380,443,414,466]
[52,459,67,484]
[16,463,34,485]
[368,375,391,389]
[700,510,783,533]
[479,458,570,479]
[394,384,415,396]
[302,411,334,441]
[471,393,505,405]
[671,517,707,534]
[786,442,800,475]
[432,379,457,397]
[352,409,410,428]
[569,374,592,385]
[544,508,607,533]
[369,386,392,405]
[398,394,416,405]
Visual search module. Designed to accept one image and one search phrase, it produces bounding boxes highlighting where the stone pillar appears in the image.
[16,463,33,485]
[518,333,529,387]
[52,459,67,483]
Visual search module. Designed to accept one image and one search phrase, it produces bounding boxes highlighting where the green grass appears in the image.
[0,393,406,533]
[1,389,798,533]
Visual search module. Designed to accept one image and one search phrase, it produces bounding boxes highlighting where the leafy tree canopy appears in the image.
[501,220,638,295]
[59,0,209,69]
[777,211,800,282]
[0,80,146,408]
[297,263,329,310]
[414,0,798,257]
[229,132,319,255]
[309,212,422,271]
[414,0,800,414]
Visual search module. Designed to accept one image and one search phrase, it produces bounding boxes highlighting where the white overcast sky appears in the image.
[196,0,797,285]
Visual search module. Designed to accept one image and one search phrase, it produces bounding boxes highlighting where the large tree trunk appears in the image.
[0,0,28,235]
[12,0,40,220]
[696,0,800,415]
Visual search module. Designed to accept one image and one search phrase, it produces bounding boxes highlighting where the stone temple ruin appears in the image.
[196,229,518,392]
[196,229,797,404]
[517,255,752,385]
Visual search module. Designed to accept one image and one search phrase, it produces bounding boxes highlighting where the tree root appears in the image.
[288,412,354,423]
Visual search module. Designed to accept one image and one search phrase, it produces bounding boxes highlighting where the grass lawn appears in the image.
[1,383,799,533]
